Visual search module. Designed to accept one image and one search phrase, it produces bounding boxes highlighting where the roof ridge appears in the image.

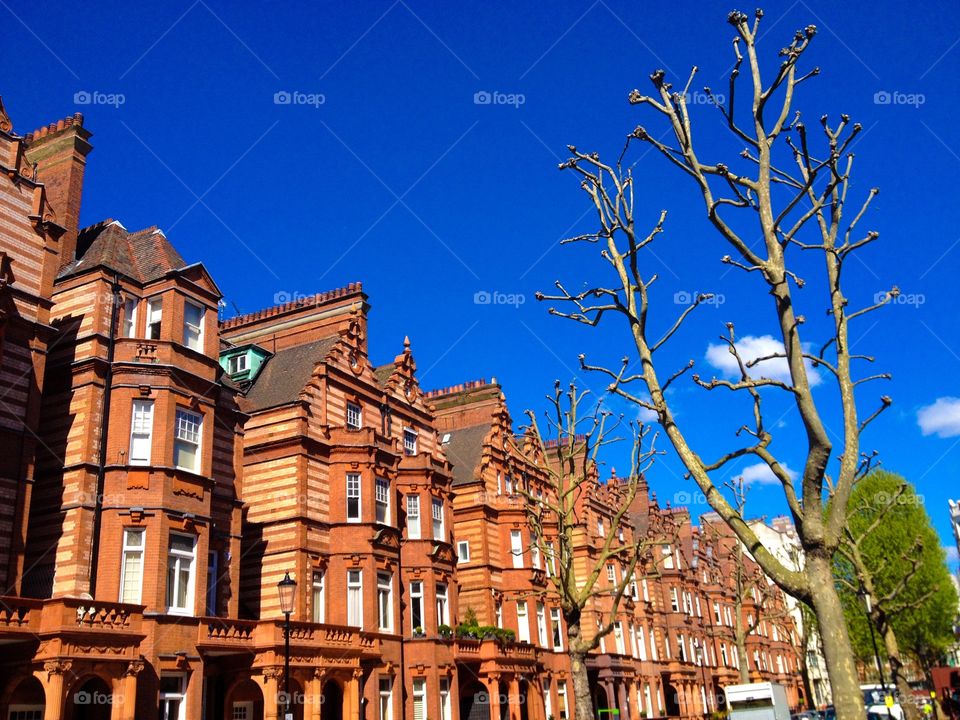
[219,281,364,329]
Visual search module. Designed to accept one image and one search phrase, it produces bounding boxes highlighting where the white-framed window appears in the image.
[496,471,502,495]
[531,543,541,569]
[121,297,137,338]
[174,408,202,472]
[431,498,444,540]
[644,685,654,716]
[536,602,547,646]
[346,402,362,429]
[228,354,248,374]
[379,677,394,720]
[670,587,680,612]
[505,474,513,495]
[119,528,145,604]
[147,297,162,340]
[457,540,470,562]
[597,518,604,536]
[183,300,204,351]
[403,427,417,456]
[406,494,420,538]
[720,643,729,666]
[495,601,503,628]
[628,622,636,657]
[129,399,154,466]
[695,595,702,617]
[410,581,424,633]
[551,607,563,650]
[677,633,687,662]
[713,600,722,623]
[662,544,674,569]
[607,563,616,584]
[166,533,196,615]
[412,679,426,720]
[347,569,363,627]
[206,550,218,616]
[649,624,658,660]
[510,530,524,568]
[312,571,325,623]
[159,674,186,720]
[375,478,390,524]
[546,541,557,575]
[439,678,451,720]
[614,621,626,654]
[557,681,569,720]
[517,601,530,642]
[346,473,361,522]
[642,577,650,602]
[435,582,449,626]
[544,681,553,720]
[377,571,393,631]
[636,625,647,660]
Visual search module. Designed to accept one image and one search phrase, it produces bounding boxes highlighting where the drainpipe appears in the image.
[88,273,121,598]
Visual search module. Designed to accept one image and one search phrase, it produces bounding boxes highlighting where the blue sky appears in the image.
[4,0,959,567]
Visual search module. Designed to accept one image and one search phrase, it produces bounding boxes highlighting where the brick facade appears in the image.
[0,101,804,720]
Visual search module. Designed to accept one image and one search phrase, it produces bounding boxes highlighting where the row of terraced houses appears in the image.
[0,99,817,720]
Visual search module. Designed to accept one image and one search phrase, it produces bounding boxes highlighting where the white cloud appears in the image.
[917,397,960,438]
[944,546,959,564]
[637,405,658,424]
[705,334,821,387]
[736,462,798,487]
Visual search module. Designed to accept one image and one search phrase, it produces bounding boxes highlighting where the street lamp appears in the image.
[857,588,893,720]
[278,573,297,720]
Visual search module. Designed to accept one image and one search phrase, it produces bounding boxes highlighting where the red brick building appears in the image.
[0,101,802,720]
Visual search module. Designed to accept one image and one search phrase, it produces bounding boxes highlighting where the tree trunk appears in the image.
[570,649,594,720]
[807,555,866,720]
[882,623,919,720]
[736,627,750,684]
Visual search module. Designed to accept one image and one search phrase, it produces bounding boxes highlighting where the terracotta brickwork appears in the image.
[0,101,806,720]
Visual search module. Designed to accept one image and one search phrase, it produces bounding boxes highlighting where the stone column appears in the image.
[348,669,362,720]
[112,660,143,720]
[306,669,325,720]
[255,670,281,720]
[508,676,521,720]
[485,674,502,720]
[36,660,72,720]
[628,680,641,720]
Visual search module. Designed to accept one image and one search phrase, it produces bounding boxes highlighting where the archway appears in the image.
[321,679,343,720]
[663,682,681,719]
[459,677,490,720]
[3,675,45,719]
[226,678,264,720]
[66,676,112,720]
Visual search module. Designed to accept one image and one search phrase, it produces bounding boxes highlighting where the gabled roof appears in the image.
[243,336,339,412]
[442,423,490,487]
[59,220,187,283]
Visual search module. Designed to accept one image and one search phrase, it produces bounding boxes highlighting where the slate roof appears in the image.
[442,423,490,487]
[60,220,187,283]
[243,336,339,412]
[373,363,394,387]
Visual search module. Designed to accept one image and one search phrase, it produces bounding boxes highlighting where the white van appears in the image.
[860,684,905,720]
[725,683,791,720]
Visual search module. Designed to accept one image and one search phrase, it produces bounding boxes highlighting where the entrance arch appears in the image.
[226,678,264,720]
[459,678,490,720]
[66,676,113,720]
[2,675,45,719]
[321,679,343,720]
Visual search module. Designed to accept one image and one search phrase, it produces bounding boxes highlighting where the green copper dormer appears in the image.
[219,344,272,385]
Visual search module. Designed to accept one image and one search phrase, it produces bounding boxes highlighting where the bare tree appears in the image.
[537,10,896,720]
[520,381,673,720]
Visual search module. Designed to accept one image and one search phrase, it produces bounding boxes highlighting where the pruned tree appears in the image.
[536,9,896,720]
[835,471,960,720]
[520,381,673,720]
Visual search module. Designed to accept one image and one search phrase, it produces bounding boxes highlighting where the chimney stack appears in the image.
[24,113,93,269]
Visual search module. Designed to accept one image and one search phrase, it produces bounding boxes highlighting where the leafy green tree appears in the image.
[835,470,958,720]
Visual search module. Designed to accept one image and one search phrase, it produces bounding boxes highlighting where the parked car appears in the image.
[791,711,822,720]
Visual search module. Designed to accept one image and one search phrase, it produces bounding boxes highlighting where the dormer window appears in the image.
[228,354,248,375]
[147,298,162,340]
[183,301,204,351]
[346,402,362,430]
[403,428,417,456]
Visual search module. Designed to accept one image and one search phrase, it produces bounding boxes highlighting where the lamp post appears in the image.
[858,588,893,720]
[278,572,297,720]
